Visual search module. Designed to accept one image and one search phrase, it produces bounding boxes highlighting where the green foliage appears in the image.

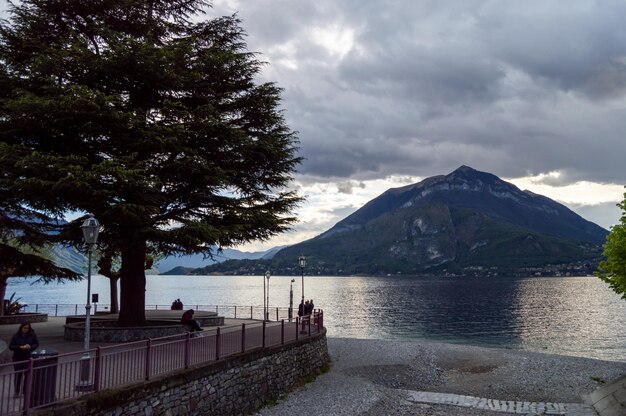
[0,0,302,324]
[596,189,626,298]
[3,292,27,315]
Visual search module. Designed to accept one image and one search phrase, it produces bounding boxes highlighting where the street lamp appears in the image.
[289,278,295,322]
[298,256,307,334]
[298,255,306,311]
[265,271,271,321]
[77,215,99,391]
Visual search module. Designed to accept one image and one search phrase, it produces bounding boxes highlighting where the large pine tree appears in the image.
[0,0,302,325]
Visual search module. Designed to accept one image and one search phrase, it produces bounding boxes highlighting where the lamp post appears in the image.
[298,255,306,310]
[289,278,295,322]
[264,271,271,321]
[298,256,306,334]
[77,215,100,391]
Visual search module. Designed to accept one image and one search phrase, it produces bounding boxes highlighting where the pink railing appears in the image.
[0,310,324,416]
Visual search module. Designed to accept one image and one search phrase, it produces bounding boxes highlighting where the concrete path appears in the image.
[587,374,626,416]
[403,389,597,415]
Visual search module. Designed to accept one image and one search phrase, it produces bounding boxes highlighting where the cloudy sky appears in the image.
[2,1,625,252]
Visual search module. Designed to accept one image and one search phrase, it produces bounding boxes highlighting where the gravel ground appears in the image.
[255,337,626,416]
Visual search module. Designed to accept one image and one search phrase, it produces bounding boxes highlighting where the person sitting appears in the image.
[171,298,183,310]
[181,309,202,332]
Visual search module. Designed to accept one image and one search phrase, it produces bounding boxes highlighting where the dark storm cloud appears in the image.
[1,1,620,185]
[209,0,626,186]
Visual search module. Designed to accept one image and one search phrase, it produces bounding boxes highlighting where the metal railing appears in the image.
[22,304,298,321]
[0,309,324,416]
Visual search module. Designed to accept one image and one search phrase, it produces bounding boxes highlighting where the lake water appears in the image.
[7,274,626,362]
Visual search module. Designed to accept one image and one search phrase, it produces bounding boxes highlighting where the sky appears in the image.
[2,1,625,252]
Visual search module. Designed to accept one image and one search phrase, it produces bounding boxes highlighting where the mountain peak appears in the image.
[452,165,476,173]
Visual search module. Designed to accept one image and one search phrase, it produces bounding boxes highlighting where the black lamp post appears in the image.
[289,278,295,322]
[298,255,306,311]
[265,271,271,321]
[77,215,100,391]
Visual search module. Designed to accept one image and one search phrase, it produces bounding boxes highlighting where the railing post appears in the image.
[22,358,34,414]
[184,332,191,369]
[215,305,218,314]
[276,307,279,321]
[94,347,102,391]
[216,327,221,360]
[35,304,39,313]
[308,315,311,336]
[316,312,320,333]
[262,320,266,348]
[145,338,152,381]
[241,323,246,353]
[250,306,253,319]
[281,319,285,344]
[295,317,299,341]
[234,305,237,319]
[55,304,58,316]
[75,304,78,315]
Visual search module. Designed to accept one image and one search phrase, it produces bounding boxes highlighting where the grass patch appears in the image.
[590,376,606,384]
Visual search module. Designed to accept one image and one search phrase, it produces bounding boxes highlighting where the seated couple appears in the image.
[181,309,203,332]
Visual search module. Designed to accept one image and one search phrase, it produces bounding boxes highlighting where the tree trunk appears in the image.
[109,276,120,314]
[118,238,147,326]
[96,254,120,314]
[0,276,6,317]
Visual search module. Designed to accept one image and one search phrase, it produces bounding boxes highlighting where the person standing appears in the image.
[297,300,304,318]
[9,322,39,397]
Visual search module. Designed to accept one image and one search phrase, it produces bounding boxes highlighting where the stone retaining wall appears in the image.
[0,313,48,326]
[33,330,330,416]
[64,320,191,342]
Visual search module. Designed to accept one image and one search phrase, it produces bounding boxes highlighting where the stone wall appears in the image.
[0,313,48,326]
[33,330,329,416]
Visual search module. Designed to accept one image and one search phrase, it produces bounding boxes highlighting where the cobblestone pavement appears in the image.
[403,389,597,416]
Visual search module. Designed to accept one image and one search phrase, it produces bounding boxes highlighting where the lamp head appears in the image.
[81,216,100,245]
[265,270,270,279]
[298,255,306,268]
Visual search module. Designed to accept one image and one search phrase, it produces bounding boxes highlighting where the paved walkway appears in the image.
[403,390,597,415]
[0,312,261,360]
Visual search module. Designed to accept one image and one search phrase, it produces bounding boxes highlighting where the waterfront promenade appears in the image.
[0,310,260,357]
[0,310,320,415]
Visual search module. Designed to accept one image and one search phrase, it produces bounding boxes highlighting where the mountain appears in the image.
[197,166,607,277]
[46,245,280,276]
[154,247,283,274]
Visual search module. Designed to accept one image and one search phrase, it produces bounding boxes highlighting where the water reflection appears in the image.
[511,277,626,359]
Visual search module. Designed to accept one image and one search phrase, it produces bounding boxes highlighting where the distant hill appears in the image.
[196,166,607,277]
[160,266,196,276]
[46,244,281,276]
[155,246,284,274]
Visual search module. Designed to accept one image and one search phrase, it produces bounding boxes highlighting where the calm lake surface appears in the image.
[8,274,626,362]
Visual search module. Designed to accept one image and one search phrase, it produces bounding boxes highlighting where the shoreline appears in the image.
[257,337,626,415]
